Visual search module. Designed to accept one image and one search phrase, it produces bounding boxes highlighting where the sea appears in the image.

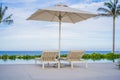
[0,51,119,55]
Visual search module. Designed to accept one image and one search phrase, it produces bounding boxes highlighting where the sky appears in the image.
[0,0,120,51]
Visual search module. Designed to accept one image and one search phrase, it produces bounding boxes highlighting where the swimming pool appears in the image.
[0,59,118,64]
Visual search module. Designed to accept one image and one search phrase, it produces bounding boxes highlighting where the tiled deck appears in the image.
[0,63,120,80]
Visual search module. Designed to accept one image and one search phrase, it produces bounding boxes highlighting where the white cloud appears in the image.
[0,0,37,3]
[71,2,104,13]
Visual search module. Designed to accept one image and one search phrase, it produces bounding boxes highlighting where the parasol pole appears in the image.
[58,13,62,59]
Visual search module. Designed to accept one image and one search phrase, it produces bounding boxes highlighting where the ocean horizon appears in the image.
[0,51,119,55]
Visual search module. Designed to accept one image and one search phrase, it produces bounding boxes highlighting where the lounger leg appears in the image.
[58,62,60,69]
[42,63,44,69]
[48,63,49,66]
[71,62,73,69]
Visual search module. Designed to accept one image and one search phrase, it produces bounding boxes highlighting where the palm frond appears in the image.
[2,19,13,25]
[98,13,112,17]
[4,14,12,20]
[0,3,13,25]
[110,0,114,6]
[0,3,2,21]
[2,6,8,18]
[2,14,13,24]
[117,4,120,10]
[0,3,2,13]
[97,7,112,14]
[117,4,120,15]
[115,0,118,4]
[0,3,8,23]
[104,2,113,9]
[116,10,120,15]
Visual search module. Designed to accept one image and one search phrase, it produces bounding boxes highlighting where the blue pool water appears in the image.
[0,59,119,64]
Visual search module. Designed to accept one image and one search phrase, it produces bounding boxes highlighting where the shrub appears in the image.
[2,54,8,59]
[89,53,103,61]
[9,55,16,60]
[82,54,90,59]
[61,54,67,57]
[105,52,114,60]
[1,54,8,61]
[0,56,2,59]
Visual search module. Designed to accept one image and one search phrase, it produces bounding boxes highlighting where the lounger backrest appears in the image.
[67,50,84,61]
[41,51,58,61]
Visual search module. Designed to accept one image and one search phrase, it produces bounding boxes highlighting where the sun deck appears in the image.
[0,63,120,80]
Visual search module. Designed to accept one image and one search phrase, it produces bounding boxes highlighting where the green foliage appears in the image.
[104,52,114,60]
[0,53,120,61]
[1,54,8,61]
[90,53,103,60]
[18,55,38,60]
[97,0,120,17]
[9,55,16,60]
[61,54,67,57]
[114,53,120,59]
[83,53,104,60]
[0,55,2,59]
[83,52,119,61]
[17,56,23,59]
[2,54,8,59]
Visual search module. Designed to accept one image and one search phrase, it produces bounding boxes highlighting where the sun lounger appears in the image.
[65,50,87,69]
[35,51,60,69]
